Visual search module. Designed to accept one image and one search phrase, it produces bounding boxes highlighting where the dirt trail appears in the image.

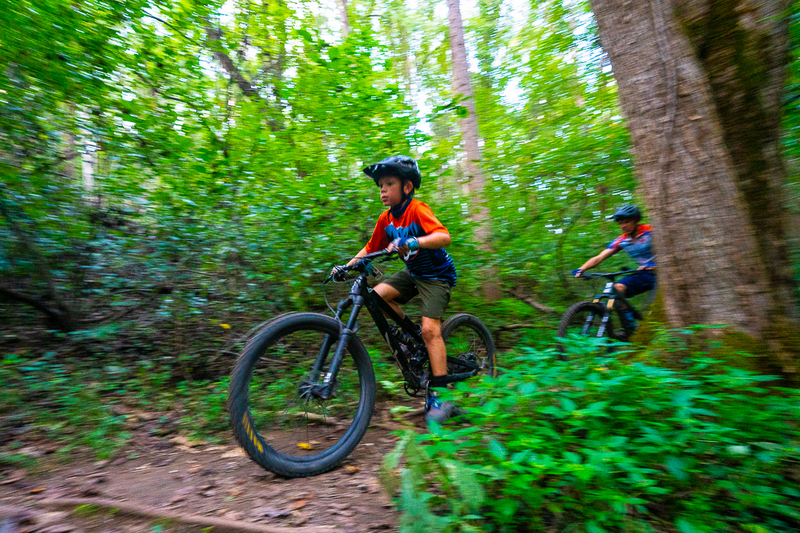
[0,403,415,533]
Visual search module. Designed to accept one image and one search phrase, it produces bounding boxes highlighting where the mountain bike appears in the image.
[556,268,646,358]
[228,250,497,478]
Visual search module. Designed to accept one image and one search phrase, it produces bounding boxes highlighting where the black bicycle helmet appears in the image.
[363,155,422,189]
[612,204,642,222]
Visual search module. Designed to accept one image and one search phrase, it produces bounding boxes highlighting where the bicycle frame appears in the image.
[582,271,643,339]
[312,256,481,399]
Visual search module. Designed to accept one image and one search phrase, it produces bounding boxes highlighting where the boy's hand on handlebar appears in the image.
[331,265,348,281]
[572,268,584,277]
[388,237,418,258]
[386,240,407,256]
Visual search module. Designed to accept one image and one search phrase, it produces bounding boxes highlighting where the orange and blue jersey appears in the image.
[364,199,457,286]
[608,224,657,268]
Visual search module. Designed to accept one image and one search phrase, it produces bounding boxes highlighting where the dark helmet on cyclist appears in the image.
[363,155,422,190]
[612,204,642,222]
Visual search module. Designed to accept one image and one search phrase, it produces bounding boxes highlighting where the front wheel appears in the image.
[441,313,497,378]
[228,312,375,478]
[556,301,618,359]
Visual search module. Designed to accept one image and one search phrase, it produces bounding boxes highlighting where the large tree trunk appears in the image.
[590,0,798,370]
[446,0,501,301]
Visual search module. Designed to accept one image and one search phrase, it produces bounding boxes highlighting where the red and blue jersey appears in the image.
[364,199,457,286]
[607,224,657,268]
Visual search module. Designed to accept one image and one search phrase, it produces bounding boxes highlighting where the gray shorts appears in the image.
[381,269,452,320]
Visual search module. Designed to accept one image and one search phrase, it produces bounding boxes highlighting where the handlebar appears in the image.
[576,268,642,280]
[324,250,398,283]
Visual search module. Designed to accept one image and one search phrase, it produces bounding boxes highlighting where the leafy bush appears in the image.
[0,353,131,459]
[385,344,800,533]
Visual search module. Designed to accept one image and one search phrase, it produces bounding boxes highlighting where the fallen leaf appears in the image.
[297,442,314,450]
[87,472,107,484]
[34,512,69,526]
[170,486,195,504]
[81,487,101,497]
[17,446,45,458]
[221,448,245,459]
[29,487,47,494]
[1,469,26,485]
[289,512,309,526]
[291,500,308,510]
[345,465,360,475]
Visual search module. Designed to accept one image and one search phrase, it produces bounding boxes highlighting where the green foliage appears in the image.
[0,352,234,457]
[177,378,230,441]
[388,344,800,532]
[0,353,131,458]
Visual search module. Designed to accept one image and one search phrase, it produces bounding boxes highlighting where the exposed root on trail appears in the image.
[40,498,340,533]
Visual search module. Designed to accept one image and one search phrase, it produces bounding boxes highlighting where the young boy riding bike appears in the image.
[573,204,657,332]
[335,155,459,423]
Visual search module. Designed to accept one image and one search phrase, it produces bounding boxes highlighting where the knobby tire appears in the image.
[228,312,375,478]
[441,313,498,378]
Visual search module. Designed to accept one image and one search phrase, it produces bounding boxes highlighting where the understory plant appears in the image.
[385,340,800,533]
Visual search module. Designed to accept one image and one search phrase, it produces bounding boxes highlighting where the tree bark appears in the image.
[590,0,798,370]
[446,0,501,301]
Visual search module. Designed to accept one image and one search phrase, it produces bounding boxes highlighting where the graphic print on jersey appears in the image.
[364,199,457,286]
[607,224,657,268]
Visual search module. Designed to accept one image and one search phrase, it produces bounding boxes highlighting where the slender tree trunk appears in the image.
[446,0,501,300]
[338,0,350,38]
[590,0,798,370]
[446,0,483,196]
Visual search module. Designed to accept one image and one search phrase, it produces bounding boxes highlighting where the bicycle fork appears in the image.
[301,278,366,401]
[590,282,616,338]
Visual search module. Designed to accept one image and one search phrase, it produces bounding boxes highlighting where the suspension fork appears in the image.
[311,297,351,377]
[311,276,367,400]
[596,296,615,338]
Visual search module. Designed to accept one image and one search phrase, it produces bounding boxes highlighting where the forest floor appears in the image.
[0,401,421,533]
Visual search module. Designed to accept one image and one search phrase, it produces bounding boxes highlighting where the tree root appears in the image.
[39,498,339,533]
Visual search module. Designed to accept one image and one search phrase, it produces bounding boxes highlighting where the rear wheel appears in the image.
[441,313,497,378]
[556,301,614,359]
[228,312,375,478]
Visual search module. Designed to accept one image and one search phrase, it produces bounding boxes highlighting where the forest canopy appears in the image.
[0,0,797,358]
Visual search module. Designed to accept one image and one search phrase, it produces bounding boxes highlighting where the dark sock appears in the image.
[429,374,449,389]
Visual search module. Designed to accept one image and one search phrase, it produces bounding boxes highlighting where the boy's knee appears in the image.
[374,283,397,302]
[613,283,627,295]
[421,321,442,342]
